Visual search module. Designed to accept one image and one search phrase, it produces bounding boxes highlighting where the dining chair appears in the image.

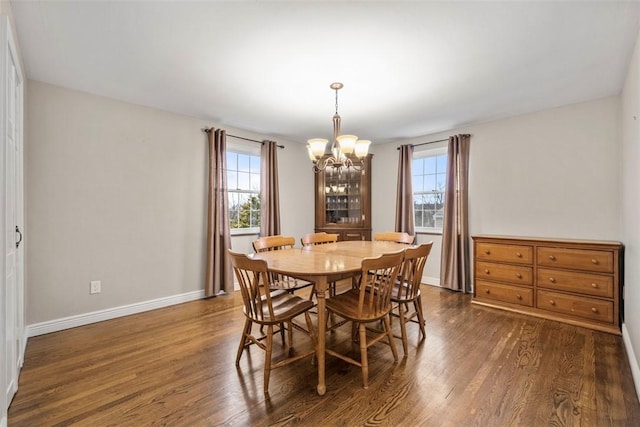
[252,235,314,293]
[373,231,415,245]
[300,232,340,297]
[300,232,339,247]
[390,242,433,356]
[324,250,405,389]
[229,250,316,395]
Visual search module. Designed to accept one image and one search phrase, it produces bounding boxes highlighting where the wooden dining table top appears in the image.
[250,240,408,278]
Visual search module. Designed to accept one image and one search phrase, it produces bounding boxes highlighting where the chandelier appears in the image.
[307,82,371,173]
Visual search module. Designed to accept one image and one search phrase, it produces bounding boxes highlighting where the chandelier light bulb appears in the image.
[336,135,357,155]
[354,140,371,158]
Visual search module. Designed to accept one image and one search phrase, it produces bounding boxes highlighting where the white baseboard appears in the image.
[423,275,440,287]
[27,290,205,337]
[622,323,640,403]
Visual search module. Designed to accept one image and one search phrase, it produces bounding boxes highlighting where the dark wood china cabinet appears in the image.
[314,154,372,241]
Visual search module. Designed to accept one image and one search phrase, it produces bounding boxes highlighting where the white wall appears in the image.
[621,29,640,393]
[25,81,313,325]
[372,95,622,284]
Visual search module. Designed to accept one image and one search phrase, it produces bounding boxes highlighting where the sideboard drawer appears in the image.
[536,290,614,324]
[536,268,614,298]
[475,243,533,265]
[536,246,614,273]
[475,261,533,285]
[475,280,533,307]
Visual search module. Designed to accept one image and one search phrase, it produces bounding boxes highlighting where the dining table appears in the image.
[250,240,408,395]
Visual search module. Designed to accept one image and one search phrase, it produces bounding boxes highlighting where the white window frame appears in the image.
[226,141,261,236]
[413,144,448,234]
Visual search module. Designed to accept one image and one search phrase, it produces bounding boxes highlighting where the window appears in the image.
[413,147,447,231]
[226,151,261,233]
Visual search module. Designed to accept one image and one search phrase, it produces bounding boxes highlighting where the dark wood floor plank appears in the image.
[8,286,640,426]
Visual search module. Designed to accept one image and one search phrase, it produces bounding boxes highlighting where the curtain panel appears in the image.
[260,140,281,236]
[440,134,471,293]
[205,129,232,296]
[395,144,415,236]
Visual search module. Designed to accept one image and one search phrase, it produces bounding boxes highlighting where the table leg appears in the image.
[315,276,327,395]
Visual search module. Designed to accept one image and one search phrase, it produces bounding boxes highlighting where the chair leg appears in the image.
[287,321,294,354]
[398,303,409,356]
[264,324,274,395]
[236,318,252,366]
[359,323,369,389]
[304,311,317,365]
[383,315,399,362]
[415,298,426,339]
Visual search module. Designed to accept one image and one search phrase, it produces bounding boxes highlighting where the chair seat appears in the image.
[325,289,390,322]
[391,283,421,302]
[247,293,314,324]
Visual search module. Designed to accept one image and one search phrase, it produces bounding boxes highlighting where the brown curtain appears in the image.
[205,128,232,296]
[440,134,471,292]
[395,144,415,236]
[260,140,281,236]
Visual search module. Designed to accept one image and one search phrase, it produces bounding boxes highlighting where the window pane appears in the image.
[238,154,251,173]
[412,158,423,175]
[436,173,446,191]
[250,172,260,191]
[226,152,237,170]
[228,192,239,228]
[414,210,424,228]
[423,174,437,192]
[424,156,436,174]
[237,172,250,190]
[250,155,261,174]
[413,175,424,192]
[436,155,447,174]
[227,170,238,189]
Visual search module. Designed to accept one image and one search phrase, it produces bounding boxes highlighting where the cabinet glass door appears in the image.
[324,168,362,226]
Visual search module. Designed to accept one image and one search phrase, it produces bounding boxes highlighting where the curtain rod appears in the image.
[397,138,448,150]
[202,128,284,149]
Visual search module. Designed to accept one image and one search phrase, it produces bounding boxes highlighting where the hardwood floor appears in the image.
[8,285,640,426]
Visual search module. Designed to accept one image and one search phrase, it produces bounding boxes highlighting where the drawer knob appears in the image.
[484,269,490,274]
[516,273,522,279]
[591,259,599,265]
[516,294,522,300]
[485,289,490,294]
[548,255,556,261]
[591,307,598,313]
[549,300,556,305]
[591,283,598,288]
[548,277,556,283]
[516,252,522,258]
[484,250,490,255]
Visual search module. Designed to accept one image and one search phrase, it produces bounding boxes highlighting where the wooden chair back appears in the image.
[252,235,313,292]
[356,250,405,318]
[373,231,415,245]
[396,242,433,301]
[229,250,275,323]
[300,232,339,246]
[252,235,296,253]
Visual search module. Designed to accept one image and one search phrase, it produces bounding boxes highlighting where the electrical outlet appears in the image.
[90,280,101,294]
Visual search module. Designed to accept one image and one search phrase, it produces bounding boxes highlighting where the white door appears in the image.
[1,15,24,425]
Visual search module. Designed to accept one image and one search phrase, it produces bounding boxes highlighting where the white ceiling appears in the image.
[10,1,640,144]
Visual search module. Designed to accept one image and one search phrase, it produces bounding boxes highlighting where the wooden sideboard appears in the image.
[472,235,623,335]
